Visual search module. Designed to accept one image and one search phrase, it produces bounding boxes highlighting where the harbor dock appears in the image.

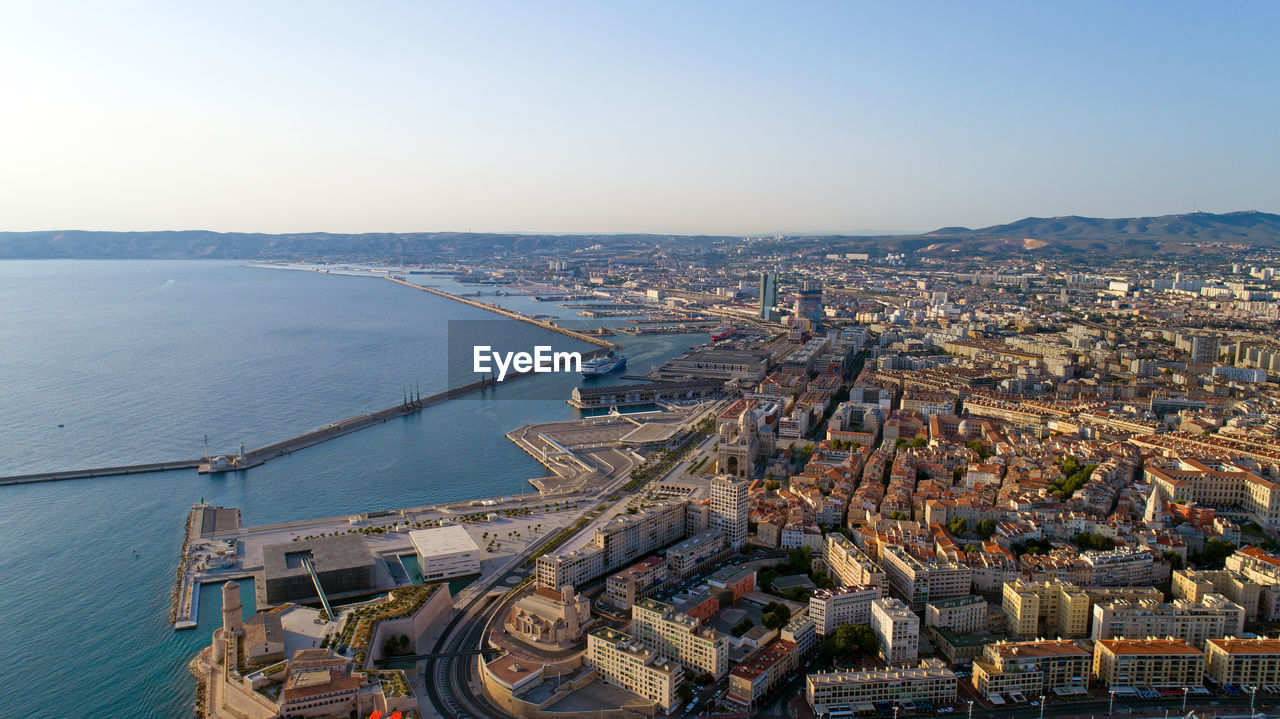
[385,276,619,349]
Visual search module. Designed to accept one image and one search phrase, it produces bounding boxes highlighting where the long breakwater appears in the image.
[0,274,616,487]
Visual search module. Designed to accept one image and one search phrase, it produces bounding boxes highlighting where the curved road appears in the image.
[422,399,727,719]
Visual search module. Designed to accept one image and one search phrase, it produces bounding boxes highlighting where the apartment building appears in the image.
[1002,578,1091,638]
[727,638,801,707]
[1147,457,1280,531]
[1092,639,1204,689]
[586,627,683,713]
[666,530,726,578]
[1091,595,1245,649]
[872,597,920,665]
[1226,546,1280,620]
[1205,638,1280,687]
[593,497,689,570]
[1081,546,1165,586]
[537,497,690,590]
[806,659,957,715]
[826,532,886,588]
[711,475,750,550]
[809,585,883,636]
[1173,568,1263,620]
[924,594,988,634]
[537,547,605,591]
[972,640,1091,697]
[880,544,972,609]
[632,598,730,679]
[605,556,669,610]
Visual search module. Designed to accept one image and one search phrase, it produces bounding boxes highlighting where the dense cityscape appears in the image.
[176,241,1280,719]
[5,4,1279,719]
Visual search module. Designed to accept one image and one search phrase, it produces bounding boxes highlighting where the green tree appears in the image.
[1012,538,1054,556]
[762,602,791,629]
[977,518,998,540]
[967,440,993,459]
[1163,550,1185,571]
[787,545,813,573]
[821,624,878,661]
[813,568,835,590]
[1193,538,1236,569]
[888,510,907,521]
[1072,531,1116,552]
[948,516,968,536]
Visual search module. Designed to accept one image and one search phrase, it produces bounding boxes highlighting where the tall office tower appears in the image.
[711,475,749,550]
[794,280,824,324]
[759,272,778,320]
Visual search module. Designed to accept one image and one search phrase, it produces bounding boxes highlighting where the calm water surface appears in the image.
[0,261,697,718]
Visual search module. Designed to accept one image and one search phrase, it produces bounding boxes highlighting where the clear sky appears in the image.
[1,1,1276,235]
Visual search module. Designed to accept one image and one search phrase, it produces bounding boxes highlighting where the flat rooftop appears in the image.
[197,506,240,537]
[1097,638,1202,656]
[1207,637,1280,655]
[989,639,1090,658]
[409,525,480,557]
[620,421,685,445]
[262,534,375,579]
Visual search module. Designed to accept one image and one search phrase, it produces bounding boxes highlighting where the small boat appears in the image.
[57,423,64,428]
[581,353,627,378]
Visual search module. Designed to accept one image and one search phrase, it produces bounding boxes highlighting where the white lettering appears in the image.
[533,346,551,372]
[492,350,513,381]
[554,350,581,373]
[474,345,586,381]
[473,346,492,375]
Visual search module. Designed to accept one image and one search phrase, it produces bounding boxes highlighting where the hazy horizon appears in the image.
[2,1,1277,235]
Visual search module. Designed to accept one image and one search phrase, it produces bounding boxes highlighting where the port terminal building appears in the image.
[410,525,481,581]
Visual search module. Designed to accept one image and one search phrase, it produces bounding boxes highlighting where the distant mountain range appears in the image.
[1,211,1276,260]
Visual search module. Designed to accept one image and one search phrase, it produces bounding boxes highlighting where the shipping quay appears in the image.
[506,397,723,492]
[170,400,719,629]
[384,276,620,349]
[171,504,244,629]
[168,484,599,630]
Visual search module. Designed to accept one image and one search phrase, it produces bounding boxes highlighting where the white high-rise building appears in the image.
[810,585,883,636]
[711,475,749,550]
[872,597,920,665]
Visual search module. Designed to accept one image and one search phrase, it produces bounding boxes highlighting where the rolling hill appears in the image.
[0,211,1276,260]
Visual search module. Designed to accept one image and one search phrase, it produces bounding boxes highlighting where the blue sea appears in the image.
[0,261,698,718]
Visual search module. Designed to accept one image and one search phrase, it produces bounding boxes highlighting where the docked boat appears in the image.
[710,324,736,340]
[581,353,627,378]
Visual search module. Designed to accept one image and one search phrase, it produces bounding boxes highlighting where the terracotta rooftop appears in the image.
[1207,638,1280,655]
[1097,639,1201,656]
